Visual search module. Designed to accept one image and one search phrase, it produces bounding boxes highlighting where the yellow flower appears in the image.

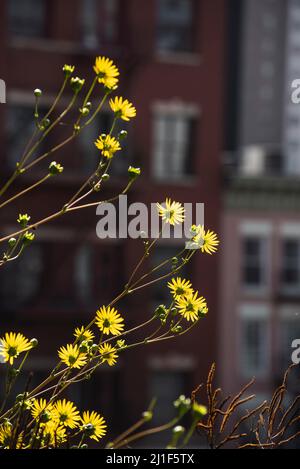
[95,134,121,159]
[0,422,22,449]
[31,399,54,422]
[175,291,208,322]
[93,56,119,89]
[42,421,67,445]
[74,326,95,343]
[58,344,87,369]
[191,225,219,254]
[192,402,207,418]
[81,411,107,441]
[156,198,185,226]
[95,306,125,336]
[99,343,118,366]
[52,399,80,429]
[168,277,194,299]
[0,332,33,365]
[109,96,136,121]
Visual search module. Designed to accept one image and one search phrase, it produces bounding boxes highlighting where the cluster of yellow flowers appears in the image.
[58,305,125,370]
[93,56,136,159]
[0,398,107,448]
[168,277,208,323]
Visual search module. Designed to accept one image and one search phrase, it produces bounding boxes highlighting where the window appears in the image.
[81,0,119,48]
[8,0,46,38]
[281,239,300,294]
[6,105,48,170]
[153,110,196,181]
[240,305,270,377]
[0,245,43,311]
[156,0,195,53]
[242,237,267,289]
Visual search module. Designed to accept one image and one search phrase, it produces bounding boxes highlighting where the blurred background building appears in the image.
[0,0,225,442]
[221,0,300,404]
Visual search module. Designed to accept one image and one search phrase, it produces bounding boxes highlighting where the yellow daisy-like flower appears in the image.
[0,423,22,449]
[156,198,185,226]
[191,225,219,254]
[95,134,121,159]
[58,344,87,369]
[95,306,125,336]
[52,399,81,429]
[81,411,107,441]
[99,343,118,367]
[31,399,54,422]
[42,421,67,446]
[0,332,33,365]
[168,277,194,299]
[93,56,119,89]
[109,96,137,121]
[175,291,208,322]
[74,326,95,343]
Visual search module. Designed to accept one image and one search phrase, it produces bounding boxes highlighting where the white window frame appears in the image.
[239,303,271,379]
[239,221,272,295]
[152,101,200,183]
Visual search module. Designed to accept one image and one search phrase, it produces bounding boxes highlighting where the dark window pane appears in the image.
[8,0,46,38]
[281,240,300,289]
[242,237,265,287]
[157,0,194,53]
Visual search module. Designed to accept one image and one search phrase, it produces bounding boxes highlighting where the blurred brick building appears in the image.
[221,0,300,404]
[0,0,225,438]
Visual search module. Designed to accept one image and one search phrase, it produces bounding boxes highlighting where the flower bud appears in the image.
[30,338,38,348]
[63,64,75,77]
[34,88,42,98]
[142,411,153,422]
[118,130,128,140]
[49,161,64,176]
[102,173,110,181]
[8,237,17,248]
[22,231,35,246]
[128,166,141,180]
[70,77,85,93]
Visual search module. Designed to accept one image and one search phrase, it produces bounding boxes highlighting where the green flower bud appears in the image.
[128,166,141,180]
[8,237,17,248]
[49,161,64,176]
[63,64,75,77]
[22,231,35,245]
[142,411,153,422]
[30,338,38,348]
[17,213,31,228]
[34,88,42,98]
[80,444,88,449]
[174,395,191,417]
[70,77,85,93]
[154,305,167,318]
[171,325,183,334]
[118,130,128,140]
[80,107,90,116]
[102,173,110,181]
[90,344,98,355]
[79,341,89,354]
